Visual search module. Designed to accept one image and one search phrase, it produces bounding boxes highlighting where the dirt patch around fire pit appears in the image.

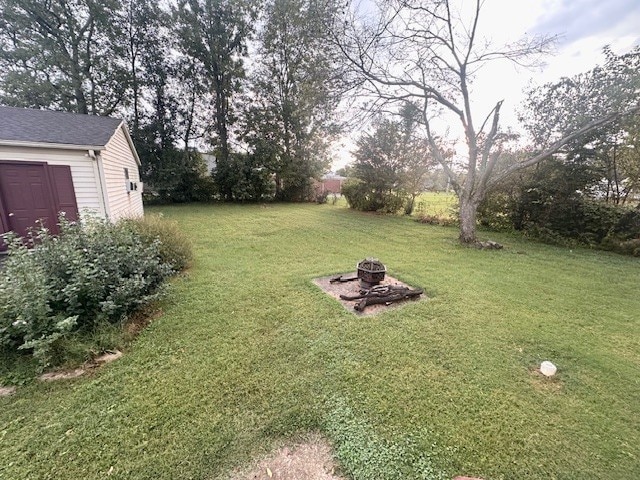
[313,273,425,316]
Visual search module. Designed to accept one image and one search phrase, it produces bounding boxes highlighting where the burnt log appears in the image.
[338,284,424,312]
[340,285,410,301]
[354,288,423,312]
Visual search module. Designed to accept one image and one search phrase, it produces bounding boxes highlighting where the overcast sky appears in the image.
[475,0,640,126]
[331,0,640,169]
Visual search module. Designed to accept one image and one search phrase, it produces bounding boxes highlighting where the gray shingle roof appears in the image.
[0,106,123,148]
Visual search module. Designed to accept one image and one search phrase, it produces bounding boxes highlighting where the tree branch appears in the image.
[487,104,640,189]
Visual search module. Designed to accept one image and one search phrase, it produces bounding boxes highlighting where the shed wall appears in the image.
[100,126,143,220]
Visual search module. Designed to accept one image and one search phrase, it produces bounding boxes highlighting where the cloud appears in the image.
[530,0,640,46]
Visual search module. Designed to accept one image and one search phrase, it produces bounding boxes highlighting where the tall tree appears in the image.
[173,0,255,199]
[174,58,210,156]
[0,0,128,115]
[336,0,640,244]
[109,0,187,194]
[118,0,168,135]
[520,46,640,205]
[243,0,343,201]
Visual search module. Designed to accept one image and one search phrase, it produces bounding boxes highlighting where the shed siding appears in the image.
[100,126,143,220]
[0,145,104,216]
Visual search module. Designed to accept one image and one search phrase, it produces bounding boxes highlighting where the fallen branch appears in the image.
[340,284,411,300]
[354,288,424,312]
[339,284,424,311]
[330,274,359,283]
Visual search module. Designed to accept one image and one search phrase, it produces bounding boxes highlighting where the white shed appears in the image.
[0,106,143,247]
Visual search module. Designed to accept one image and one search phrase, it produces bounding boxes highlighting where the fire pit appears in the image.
[315,260,425,315]
[357,258,386,287]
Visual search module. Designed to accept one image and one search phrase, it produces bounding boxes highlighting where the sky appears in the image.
[330,0,640,170]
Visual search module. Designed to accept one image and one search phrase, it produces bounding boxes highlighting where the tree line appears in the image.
[0,0,344,202]
[1,0,638,247]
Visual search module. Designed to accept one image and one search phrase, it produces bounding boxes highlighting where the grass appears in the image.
[412,192,457,218]
[1,202,639,479]
[331,191,457,218]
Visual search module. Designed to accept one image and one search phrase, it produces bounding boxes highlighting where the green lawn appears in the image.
[1,203,639,479]
[413,191,457,218]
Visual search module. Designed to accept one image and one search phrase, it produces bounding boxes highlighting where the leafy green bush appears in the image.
[600,208,640,256]
[123,214,193,271]
[140,149,216,204]
[342,179,406,213]
[0,215,172,369]
[478,159,640,254]
[477,190,518,232]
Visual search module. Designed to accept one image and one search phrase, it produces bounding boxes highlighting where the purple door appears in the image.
[49,165,79,222]
[0,162,64,248]
[0,162,79,241]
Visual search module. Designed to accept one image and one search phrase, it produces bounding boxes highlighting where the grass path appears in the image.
[1,203,639,479]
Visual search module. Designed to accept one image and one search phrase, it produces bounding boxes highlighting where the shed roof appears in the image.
[0,106,123,148]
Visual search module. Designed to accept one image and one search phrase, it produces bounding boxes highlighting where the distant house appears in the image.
[0,106,143,249]
[315,173,347,195]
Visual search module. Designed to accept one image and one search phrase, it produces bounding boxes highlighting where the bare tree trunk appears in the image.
[214,81,233,200]
[612,143,620,204]
[459,196,479,244]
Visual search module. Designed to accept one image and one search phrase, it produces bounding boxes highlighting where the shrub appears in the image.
[342,179,406,214]
[141,149,216,204]
[477,191,517,231]
[478,159,640,254]
[601,237,640,256]
[415,214,457,227]
[600,208,640,256]
[315,190,329,204]
[607,207,640,239]
[123,214,193,271]
[578,200,625,244]
[0,215,172,369]
[227,153,276,202]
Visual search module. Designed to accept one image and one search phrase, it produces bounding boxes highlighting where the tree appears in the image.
[396,102,436,214]
[335,165,355,178]
[0,0,128,115]
[173,0,255,200]
[243,0,342,201]
[613,121,640,204]
[336,0,640,244]
[521,46,640,205]
[173,58,210,157]
[347,108,432,213]
[117,0,169,136]
[0,0,217,203]
[109,0,200,200]
[349,118,407,212]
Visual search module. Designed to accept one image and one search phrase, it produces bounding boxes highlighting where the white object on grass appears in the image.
[540,361,557,377]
